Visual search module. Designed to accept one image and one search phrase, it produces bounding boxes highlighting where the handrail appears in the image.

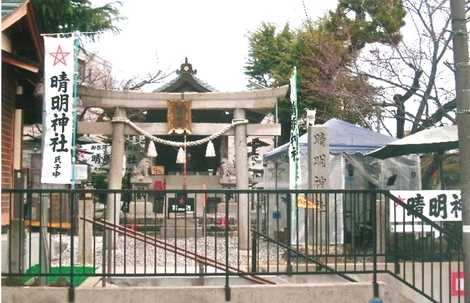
[251,229,357,283]
[88,217,275,285]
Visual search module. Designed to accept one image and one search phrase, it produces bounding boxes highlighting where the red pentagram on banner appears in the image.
[49,45,70,66]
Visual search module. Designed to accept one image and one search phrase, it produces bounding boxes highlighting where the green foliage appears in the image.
[244,23,372,142]
[325,0,406,49]
[32,0,122,36]
[245,0,406,143]
[245,23,296,88]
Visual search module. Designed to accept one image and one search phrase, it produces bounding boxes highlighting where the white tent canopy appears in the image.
[264,118,395,161]
[367,125,458,159]
[263,118,421,191]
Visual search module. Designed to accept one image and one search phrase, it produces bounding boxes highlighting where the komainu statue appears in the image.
[217,158,236,185]
[132,157,152,178]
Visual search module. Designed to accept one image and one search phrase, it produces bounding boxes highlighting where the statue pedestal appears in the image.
[158,217,203,238]
[130,176,153,185]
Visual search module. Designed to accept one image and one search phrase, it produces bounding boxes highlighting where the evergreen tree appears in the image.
[32,0,122,37]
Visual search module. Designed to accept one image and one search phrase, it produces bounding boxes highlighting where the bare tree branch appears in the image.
[356,0,459,137]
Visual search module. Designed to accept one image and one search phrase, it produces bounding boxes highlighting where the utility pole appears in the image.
[449,0,470,301]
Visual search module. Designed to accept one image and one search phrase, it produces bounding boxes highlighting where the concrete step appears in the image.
[2,278,411,303]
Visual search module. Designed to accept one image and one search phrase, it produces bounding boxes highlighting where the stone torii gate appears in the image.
[78,85,288,250]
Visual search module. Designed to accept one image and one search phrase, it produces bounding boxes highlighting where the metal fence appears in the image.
[1,188,464,302]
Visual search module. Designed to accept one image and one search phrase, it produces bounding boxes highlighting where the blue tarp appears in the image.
[264,118,394,161]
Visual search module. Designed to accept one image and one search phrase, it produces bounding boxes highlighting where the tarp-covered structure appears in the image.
[262,119,421,245]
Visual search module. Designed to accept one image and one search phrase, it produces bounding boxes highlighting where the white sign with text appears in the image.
[78,143,110,170]
[390,190,462,222]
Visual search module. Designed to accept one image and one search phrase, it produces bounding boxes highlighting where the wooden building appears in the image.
[1,0,43,225]
[147,58,227,175]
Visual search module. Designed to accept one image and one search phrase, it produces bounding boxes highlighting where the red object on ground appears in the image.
[451,272,466,297]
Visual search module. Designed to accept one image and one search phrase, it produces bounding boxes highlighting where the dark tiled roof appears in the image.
[155,58,216,92]
[156,73,216,92]
[2,0,26,20]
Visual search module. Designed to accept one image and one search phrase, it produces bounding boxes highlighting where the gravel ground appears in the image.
[49,234,288,273]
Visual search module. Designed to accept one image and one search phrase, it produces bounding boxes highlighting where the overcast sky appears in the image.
[86,0,337,92]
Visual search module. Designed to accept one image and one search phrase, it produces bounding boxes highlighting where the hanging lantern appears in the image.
[205,140,216,158]
[176,147,186,164]
[146,141,158,158]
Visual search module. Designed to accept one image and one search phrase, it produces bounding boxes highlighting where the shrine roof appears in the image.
[2,0,43,63]
[155,57,216,93]
[2,0,26,20]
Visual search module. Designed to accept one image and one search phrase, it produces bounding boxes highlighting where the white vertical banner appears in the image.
[41,37,75,184]
[289,66,301,190]
[289,67,301,244]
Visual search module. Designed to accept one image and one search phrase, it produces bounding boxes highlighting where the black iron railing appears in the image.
[1,188,464,303]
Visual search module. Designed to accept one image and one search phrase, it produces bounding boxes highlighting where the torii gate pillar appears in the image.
[234,108,249,250]
[106,107,126,253]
